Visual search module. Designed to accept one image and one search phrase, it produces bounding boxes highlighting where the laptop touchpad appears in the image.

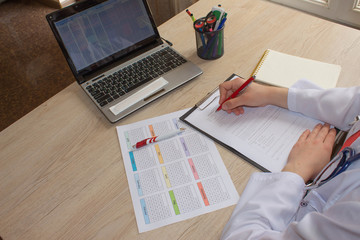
[109,77,169,115]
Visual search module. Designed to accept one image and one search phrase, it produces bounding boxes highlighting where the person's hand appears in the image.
[218,77,288,115]
[282,123,336,183]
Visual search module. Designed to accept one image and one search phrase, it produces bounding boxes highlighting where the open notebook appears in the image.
[252,49,341,88]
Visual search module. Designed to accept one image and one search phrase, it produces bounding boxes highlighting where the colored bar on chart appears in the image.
[155,144,164,164]
[188,158,199,180]
[162,166,171,188]
[140,199,150,224]
[129,151,137,171]
[148,125,155,137]
[180,137,190,157]
[134,173,143,196]
[124,132,132,150]
[169,190,180,215]
[197,182,209,206]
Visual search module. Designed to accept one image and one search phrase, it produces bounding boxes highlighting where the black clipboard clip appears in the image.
[195,87,219,110]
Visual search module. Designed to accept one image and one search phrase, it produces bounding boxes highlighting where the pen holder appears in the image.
[194,19,224,60]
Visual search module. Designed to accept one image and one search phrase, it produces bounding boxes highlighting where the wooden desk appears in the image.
[1,0,360,239]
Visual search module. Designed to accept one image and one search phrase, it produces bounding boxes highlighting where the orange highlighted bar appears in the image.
[155,144,164,164]
[148,125,155,137]
[197,182,209,206]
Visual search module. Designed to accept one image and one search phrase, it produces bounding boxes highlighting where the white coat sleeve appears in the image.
[221,172,360,240]
[221,172,305,240]
[287,86,360,131]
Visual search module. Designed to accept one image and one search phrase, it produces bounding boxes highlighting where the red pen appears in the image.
[216,76,256,112]
[131,128,185,150]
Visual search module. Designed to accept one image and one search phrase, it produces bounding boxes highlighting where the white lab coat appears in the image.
[221,85,360,240]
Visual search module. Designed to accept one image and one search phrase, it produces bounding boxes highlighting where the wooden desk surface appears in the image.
[1,0,360,239]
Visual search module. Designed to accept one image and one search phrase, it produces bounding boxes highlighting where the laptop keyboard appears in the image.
[86,47,187,107]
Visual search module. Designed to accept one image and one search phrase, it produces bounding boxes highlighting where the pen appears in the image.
[186,9,196,22]
[217,17,227,30]
[131,128,186,150]
[212,5,225,30]
[216,76,256,112]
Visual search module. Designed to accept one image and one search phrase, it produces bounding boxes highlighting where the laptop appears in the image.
[46,0,202,122]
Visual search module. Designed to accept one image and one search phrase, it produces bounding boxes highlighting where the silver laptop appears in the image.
[46,0,202,122]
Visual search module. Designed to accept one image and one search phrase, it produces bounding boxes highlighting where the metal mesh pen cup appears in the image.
[194,19,224,60]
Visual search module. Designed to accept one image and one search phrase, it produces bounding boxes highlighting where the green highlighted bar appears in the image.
[169,191,180,215]
[124,132,132,150]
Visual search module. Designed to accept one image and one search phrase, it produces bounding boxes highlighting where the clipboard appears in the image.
[180,73,270,172]
[180,74,345,173]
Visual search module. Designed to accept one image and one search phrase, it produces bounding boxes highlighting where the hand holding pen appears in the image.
[217,76,256,112]
[131,128,185,150]
[217,76,289,115]
[217,76,258,115]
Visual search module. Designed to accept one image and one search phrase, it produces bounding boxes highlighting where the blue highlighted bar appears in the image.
[129,151,137,171]
[134,174,143,196]
[140,199,150,224]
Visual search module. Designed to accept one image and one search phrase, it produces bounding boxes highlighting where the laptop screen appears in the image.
[52,0,158,75]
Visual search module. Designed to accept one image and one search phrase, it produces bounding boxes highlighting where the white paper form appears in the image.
[116,109,239,233]
[185,87,323,172]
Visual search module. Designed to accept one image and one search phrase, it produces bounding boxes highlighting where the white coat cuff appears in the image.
[249,171,305,187]
[287,88,299,113]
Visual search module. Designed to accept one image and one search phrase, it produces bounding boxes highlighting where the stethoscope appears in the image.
[304,147,360,191]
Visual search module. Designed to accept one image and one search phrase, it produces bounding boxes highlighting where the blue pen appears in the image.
[217,17,227,30]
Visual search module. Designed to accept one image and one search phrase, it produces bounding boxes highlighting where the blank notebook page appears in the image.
[252,49,341,89]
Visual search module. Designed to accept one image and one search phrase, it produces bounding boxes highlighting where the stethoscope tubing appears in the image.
[305,147,360,190]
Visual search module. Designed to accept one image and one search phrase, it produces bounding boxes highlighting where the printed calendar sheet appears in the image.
[116,109,239,233]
